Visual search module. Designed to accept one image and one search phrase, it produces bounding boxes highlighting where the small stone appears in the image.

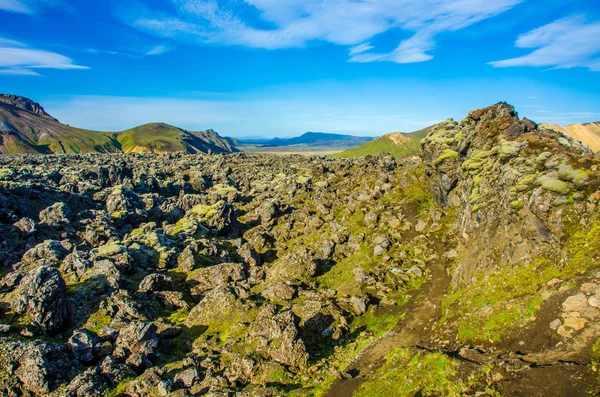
[581,283,599,295]
[562,294,589,312]
[350,296,368,315]
[407,266,423,278]
[415,220,427,233]
[388,218,401,229]
[557,317,587,338]
[445,249,458,259]
[549,319,562,331]
[589,296,600,308]
[374,245,385,256]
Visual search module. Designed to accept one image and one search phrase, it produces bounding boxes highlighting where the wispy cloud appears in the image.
[0,37,88,76]
[490,16,600,71]
[145,45,171,56]
[0,0,31,13]
[117,0,522,64]
[0,0,65,14]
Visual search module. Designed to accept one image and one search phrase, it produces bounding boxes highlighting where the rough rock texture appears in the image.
[12,266,68,332]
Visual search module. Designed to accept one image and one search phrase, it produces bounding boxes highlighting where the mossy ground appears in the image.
[353,347,497,397]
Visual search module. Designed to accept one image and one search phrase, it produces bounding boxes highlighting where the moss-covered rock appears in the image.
[433,149,459,165]
[536,174,570,195]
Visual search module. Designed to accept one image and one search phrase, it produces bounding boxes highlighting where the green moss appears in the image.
[166,309,189,325]
[402,182,435,211]
[102,377,135,397]
[516,174,537,192]
[557,164,592,189]
[434,149,459,165]
[498,140,525,160]
[212,183,238,194]
[461,150,493,174]
[95,243,126,257]
[354,347,490,397]
[0,168,14,180]
[84,309,112,333]
[510,200,524,210]
[536,175,570,195]
[190,202,221,219]
[296,175,311,184]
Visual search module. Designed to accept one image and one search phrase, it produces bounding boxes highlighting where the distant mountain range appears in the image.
[251,132,374,148]
[0,94,238,155]
[540,121,600,152]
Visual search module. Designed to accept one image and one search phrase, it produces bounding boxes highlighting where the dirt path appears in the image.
[325,257,450,397]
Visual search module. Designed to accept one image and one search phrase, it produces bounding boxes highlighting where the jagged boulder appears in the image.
[266,248,317,283]
[250,305,308,369]
[186,262,247,296]
[39,202,73,227]
[12,266,68,332]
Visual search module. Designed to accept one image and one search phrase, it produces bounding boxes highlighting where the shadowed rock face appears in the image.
[0,103,599,397]
[0,94,56,119]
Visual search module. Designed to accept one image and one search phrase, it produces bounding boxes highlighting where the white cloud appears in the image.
[0,38,88,76]
[0,0,30,13]
[0,0,63,14]
[490,16,600,71]
[118,0,522,64]
[145,45,170,56]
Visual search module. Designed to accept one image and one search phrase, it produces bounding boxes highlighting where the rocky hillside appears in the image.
[334,126,432,159]
[0,103,599,397]
[541,121,600,153]
[0,95,238,155]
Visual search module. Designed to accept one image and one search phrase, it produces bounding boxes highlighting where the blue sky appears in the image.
[0,0,599,138]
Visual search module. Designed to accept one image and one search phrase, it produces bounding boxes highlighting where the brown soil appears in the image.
[325,257,451,397]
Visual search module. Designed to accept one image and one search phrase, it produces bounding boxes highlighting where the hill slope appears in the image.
[541,121,600,152]
[334,126,432,158]
[0,94,238,155]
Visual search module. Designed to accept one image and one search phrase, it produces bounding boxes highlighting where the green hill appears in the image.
[333,126,433,159]
[0,94,238,155]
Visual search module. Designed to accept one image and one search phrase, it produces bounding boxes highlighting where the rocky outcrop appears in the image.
[0,94,56,119]
[422,102,596,284]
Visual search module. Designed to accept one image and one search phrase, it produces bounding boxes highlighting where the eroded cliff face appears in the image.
[423,102,597,286]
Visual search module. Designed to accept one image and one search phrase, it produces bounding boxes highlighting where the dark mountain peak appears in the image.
[265,132,373,148]
[0,94,56,120]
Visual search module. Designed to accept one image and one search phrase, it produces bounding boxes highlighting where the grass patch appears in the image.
[354,347,492,397]
[333,127,431,159]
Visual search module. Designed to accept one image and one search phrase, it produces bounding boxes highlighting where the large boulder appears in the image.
[169,200,237,236]
[12,266,68,332]
[186,263,247,296]
[0,340,72,396]
[22,240,69,267]
[185,285,245,327]
[250,305,308,369]
[116,321,159,358]
[39,202,73,227]
[266,248,317,283]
